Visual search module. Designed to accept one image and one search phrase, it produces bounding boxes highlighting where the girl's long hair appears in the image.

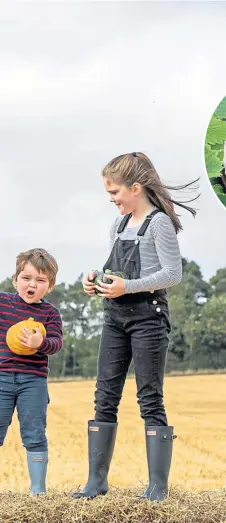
[102,152,200,233]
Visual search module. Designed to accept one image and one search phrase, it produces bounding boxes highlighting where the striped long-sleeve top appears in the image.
[0,292,63,377]
[110,211,182,294]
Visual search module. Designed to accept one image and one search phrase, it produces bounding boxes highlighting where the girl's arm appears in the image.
[124,214,182,294]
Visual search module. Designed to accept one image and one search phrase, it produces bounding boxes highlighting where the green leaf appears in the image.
[214,184,225,195]
[204,143,222,177]
[211,184,226,206]
[214,96,226,120]
[218,193,226,206]
[211,142,224,162]
[210,177,221,186]
[205,116,226,145]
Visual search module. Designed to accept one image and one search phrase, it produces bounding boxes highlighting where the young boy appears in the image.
[0,248,63,495]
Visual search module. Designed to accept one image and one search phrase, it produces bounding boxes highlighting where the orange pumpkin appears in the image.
[6,317,46,356]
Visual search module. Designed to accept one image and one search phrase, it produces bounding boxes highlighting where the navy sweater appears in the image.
[0,292,63,377]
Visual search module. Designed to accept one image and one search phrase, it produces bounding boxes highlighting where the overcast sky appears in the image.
[0,1,226,286]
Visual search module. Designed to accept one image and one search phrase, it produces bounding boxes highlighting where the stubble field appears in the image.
[0,374,226,523]
[1,374,225,492]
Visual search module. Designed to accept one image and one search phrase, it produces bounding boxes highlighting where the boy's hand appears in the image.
[95,275,126,298]
[18,327,44,349]
[83,271,96,296]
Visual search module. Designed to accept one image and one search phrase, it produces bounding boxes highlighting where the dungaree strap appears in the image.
[137,209,161,236]
[117,214,132,234]
[116,209,161,236]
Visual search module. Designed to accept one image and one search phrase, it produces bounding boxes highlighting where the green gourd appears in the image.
[92,269,127,295]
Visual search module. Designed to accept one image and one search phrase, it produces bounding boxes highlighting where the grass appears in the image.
[0,374,226,521]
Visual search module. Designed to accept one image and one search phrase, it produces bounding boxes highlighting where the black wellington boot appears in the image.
[140,425,176,502]
[72,420,118,499]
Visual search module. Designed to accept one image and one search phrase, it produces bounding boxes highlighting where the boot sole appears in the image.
[72,491,108,500]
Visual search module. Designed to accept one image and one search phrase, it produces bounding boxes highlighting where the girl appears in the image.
[73,152,199,502]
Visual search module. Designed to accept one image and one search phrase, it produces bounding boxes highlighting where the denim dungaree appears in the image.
[94,210,171,426]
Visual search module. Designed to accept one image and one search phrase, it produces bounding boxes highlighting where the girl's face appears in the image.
[103,178,141,215]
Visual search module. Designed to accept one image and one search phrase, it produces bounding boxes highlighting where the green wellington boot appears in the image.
[140,425,176,502]
[72,420,117,499]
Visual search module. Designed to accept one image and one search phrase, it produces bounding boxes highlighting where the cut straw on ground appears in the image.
[1,488,226,523]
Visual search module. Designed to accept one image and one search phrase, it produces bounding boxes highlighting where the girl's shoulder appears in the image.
[110,212,176,239]
[150,211,172,224]
[110,216,123,237]
[148,211,176,236]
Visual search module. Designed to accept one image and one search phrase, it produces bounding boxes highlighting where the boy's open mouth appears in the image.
[27,290,35,296]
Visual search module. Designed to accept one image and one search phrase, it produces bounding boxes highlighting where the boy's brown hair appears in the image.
[14,248,58,288]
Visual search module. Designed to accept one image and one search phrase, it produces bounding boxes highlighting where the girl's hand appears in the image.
[95,275,126,298]
[18,328,44,349]
[83,271,96,296]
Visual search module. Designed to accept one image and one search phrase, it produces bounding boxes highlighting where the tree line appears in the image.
[1,258,226,377]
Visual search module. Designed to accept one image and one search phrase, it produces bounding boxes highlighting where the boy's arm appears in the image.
[38,309,63,355]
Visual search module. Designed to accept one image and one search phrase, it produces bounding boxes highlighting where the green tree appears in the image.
[0,277,15,292]
[54,276,103,377]
[209,268,226,295]
[167,258,211,368]
[1,256,226,376]
[183,294,226,369]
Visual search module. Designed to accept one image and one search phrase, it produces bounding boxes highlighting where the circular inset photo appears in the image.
[205,96,226,207]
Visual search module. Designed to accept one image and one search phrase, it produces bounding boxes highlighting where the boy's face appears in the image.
[14,262,52,304]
